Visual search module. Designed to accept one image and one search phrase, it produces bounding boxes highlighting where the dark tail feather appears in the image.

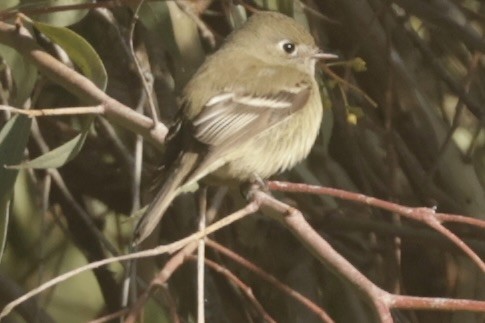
[133,152,199,245]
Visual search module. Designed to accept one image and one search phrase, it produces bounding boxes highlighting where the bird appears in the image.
[133,11,336,245]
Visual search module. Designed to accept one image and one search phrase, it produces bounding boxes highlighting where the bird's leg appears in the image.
[240,173,269,201]
[249,173,269,191]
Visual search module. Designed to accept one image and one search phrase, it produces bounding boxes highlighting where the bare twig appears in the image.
[252,190,394,322]
[197,188,207,323]
[0,104,105,117]
[252,189,485,321]
[30,120,120,257]
[428,52,481,176]
[128,0,160,125]
[400,13,485,118]
[2,183,484,322]
[88,308,130,323]
[319,62,378,108]
[298,0,340,24]
[0,21,168,146]
[124,242,199,323]
[0,201,258,320]
[175,0,216,48]
[188,256,277,323]
[267,181,485,272]
[206,240,335,323]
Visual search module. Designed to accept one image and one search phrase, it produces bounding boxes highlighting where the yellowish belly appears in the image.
[211,88,323,181]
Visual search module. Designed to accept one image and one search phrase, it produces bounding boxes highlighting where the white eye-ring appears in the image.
[279,40,297,55]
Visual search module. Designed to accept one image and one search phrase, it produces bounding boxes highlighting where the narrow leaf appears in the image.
[0,116,32,198]
[11,117,93,169]
[0,44,38,106]
[21,0,90,27]
[34,21,107,90]
[0,116,32,231]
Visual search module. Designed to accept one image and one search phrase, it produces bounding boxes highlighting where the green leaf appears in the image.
[34,21,107,90]
[0,44,38,106]
[139,1,204,87]
[21,0,90,27]
[0,115,32,207]
[11,117,93,169]
[139,2,179,57]
[226,4,247,29]
[0,199,10,264]
[0,0,19,11]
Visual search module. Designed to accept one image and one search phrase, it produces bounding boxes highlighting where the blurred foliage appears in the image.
[0,0,485,322]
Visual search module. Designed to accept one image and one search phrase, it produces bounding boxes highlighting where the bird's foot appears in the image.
[241,173,270,200]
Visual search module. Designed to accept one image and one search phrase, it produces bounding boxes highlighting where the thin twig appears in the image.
[298,0,340,24]
[197,188,207,323]
[0,22,168,146]
[0,201,258,319]
[206,239,335,323]
[188,256,277,323]
[400,13,485,118]
[96,117,134,171]
[124,242,199,323]
[268,181,485,272]
[252,190,394,322]
[427,52,480,176]
[175,0,216,48]
[131,86,148,214]
[206,187,228,223]
[253,190,485,321]
[88,308,131,323]
[391,294,485,312]
[0,104,105,117]
[319,62,378,108]
[128,0,160,126]
[30,120,120,257]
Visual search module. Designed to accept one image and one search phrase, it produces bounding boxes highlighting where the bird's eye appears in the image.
[281,41,296,54]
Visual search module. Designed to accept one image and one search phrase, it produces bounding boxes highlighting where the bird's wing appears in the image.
[193,83,311,146]
[183,82,312,184]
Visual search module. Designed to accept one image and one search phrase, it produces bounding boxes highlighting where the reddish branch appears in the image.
[268,181,485,272]
[188,255,277,323]
[123,186,484,323]
[206,239,334,323]
[253,188,485,322]
[124,242,198,323]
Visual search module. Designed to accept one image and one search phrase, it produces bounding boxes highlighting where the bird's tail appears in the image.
[133,152,199,245]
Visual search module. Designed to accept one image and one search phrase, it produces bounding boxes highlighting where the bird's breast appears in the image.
[211,86,323,181]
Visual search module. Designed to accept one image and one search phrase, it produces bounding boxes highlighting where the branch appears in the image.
[0,104,106,117]
[0,21,168,147]
[268,181,485,272]
[0,202,258,320]
[206,239,334,323]
[175,0,216,48]
[124,242,199,323]
[252,189,485,321]
[2,185,484,322]
[190,256,277,323]
[251,190,393,322]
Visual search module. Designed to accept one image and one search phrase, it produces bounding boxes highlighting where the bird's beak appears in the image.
[313,50,338,60]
